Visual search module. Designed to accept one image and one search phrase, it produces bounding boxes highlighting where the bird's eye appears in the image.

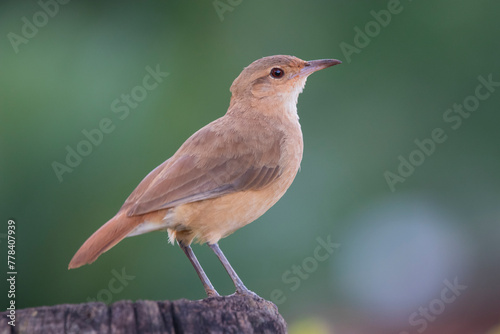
[270,67,285,79]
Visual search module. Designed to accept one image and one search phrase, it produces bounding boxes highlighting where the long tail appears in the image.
[68,212,142,269]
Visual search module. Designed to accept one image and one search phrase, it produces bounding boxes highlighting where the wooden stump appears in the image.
[0,295,286,334]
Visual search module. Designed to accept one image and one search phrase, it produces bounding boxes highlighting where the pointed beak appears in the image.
[299,59,342,77]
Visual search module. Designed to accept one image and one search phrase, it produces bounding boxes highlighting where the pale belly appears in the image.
[170,165,298,245]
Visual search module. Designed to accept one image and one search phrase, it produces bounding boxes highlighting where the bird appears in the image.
[68,55,341,297]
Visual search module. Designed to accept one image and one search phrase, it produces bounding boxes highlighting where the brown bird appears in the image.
[69,55,341,297]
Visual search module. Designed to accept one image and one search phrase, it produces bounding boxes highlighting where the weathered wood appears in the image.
[0,295,286,334]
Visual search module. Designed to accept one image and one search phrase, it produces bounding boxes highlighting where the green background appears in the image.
[1,1,500,333]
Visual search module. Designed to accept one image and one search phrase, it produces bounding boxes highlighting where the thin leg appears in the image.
[179,242,219,297]
[209,243,258,297]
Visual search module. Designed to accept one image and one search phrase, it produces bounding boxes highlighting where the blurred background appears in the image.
[1,1,500,333]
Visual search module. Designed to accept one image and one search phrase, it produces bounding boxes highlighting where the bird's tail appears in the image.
[68,212,141,269]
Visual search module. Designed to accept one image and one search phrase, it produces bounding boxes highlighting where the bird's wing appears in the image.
[123,120,283,216]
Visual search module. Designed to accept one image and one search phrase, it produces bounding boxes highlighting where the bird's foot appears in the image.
[234,287,262,300]
[205,288,221,298]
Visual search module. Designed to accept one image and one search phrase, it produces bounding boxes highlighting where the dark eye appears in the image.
[270,67,285,79]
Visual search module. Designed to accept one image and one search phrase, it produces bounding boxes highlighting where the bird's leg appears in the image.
[209,243,259,298]
[179,241,219,297]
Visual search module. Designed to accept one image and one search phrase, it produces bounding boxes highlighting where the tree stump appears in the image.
[0,295,286,334]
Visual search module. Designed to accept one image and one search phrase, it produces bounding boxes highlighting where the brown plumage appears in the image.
[69,55,341,297]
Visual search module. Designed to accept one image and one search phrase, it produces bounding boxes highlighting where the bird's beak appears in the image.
[298,59,342,77]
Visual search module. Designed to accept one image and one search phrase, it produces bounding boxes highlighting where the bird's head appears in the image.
[229,55,341,113]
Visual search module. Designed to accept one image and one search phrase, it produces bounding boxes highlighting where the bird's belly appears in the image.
[171,168,297,245]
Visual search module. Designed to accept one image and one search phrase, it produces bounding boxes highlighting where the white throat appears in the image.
[283,77,308,121]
